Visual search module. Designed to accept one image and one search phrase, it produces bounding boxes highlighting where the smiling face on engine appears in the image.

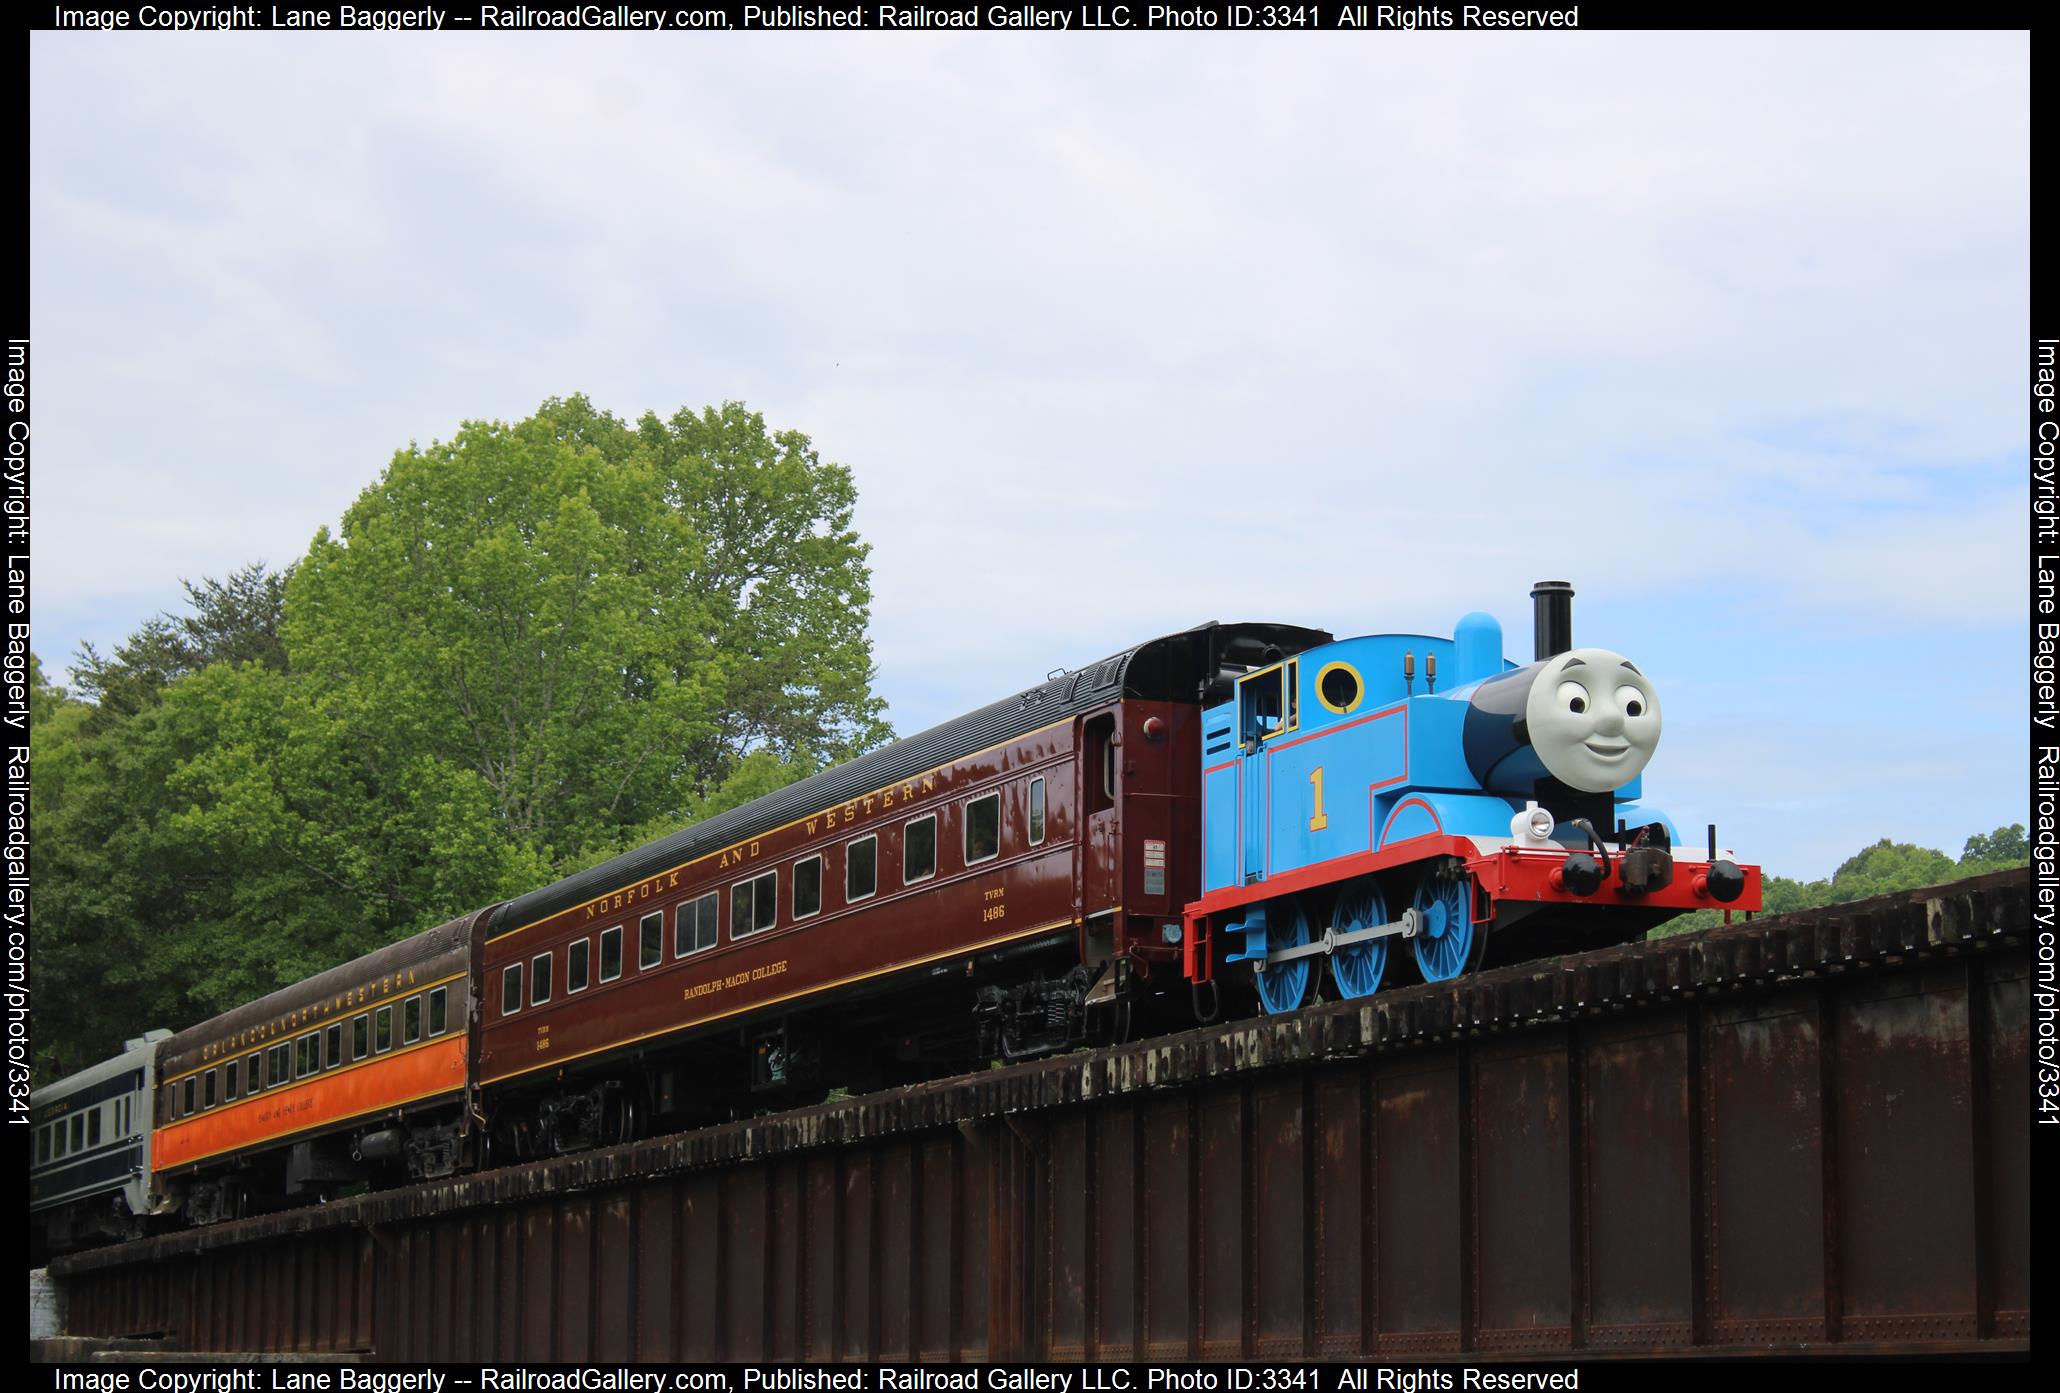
[1523,646,1662,793]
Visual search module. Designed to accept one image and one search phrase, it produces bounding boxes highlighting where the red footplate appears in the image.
[1467,844,1762,913]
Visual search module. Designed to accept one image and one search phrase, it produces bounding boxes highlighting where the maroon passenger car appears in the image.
[476,621,1325,1154]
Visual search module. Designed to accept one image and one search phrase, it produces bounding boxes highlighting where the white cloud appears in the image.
[29,30,2028,877]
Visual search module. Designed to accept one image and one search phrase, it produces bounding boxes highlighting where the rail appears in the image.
[51,867,2032,1360]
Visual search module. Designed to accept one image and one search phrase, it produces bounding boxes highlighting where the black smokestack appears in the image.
[1530,580,1574,660]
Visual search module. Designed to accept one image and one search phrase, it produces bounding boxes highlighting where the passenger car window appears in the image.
[503,963,524,1014]
[1029,777,1046,845]
[964,793,1000,864]
[641,912,664,969]
[904,814,937,883]
[404,995,423,1044]
[375,1005,393,1052]
[568,938,591,992]
[793,856,822,919]
[675,894,718,956]
[430,986,449,1035]
[531,953,552,1006]
[846,835,877,902]
[731,871,778,937]
[600,926,623,982]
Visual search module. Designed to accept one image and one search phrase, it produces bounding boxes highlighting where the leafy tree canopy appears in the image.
[71,563,290,732]
[33,396,889,1077]
[1960,823,2028,869]
[1658,824,2029,937]
[284,395,887,864]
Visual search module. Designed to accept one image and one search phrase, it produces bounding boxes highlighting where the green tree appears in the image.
[1960,824,2028,871]
[638,401,890,773]
[1654,825,2029,940]
[26,652,72,729]
[32,397,889,1075]
[1819,838,1958,900]
[284,395,888,870]
[71,562,291,731]
[32,660,544,1075]
[565,749,823,876]
[284,399,724,865]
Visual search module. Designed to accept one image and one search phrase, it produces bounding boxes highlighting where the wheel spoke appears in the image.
[1412,866,1476,983]
[1328,882,1388,999]
[1253,899,1311,1015]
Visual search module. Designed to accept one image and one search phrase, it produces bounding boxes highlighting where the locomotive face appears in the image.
[1523,647,1661,793]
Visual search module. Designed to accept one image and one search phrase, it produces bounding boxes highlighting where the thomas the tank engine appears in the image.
[1181,582,1760,1013]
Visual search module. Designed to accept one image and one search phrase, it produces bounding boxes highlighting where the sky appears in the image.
[29,31,2029,881]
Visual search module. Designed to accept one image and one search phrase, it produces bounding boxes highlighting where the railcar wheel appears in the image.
[1328,881,1389,999]
[1411,861,1480,983]
[605,1089,639,1149]
[1253,898,1312,1015]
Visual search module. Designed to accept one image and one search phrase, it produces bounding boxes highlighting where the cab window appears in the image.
[1085,714,1116,814]
[1238,662,1296,745]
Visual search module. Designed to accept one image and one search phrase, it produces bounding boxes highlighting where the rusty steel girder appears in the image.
[51,869,2031,1360]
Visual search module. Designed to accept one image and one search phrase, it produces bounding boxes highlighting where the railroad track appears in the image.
[52,867,2031,1361]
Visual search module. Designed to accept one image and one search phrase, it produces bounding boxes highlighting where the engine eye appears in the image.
[1616,685,1646,719]
[1556,680,1588,715]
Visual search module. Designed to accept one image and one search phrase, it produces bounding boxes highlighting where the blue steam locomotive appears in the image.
[1182,582,1759,1013]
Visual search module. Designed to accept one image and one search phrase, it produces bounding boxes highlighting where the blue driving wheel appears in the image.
[1411,865,1478,983]
[1253,898,1312,1015]
[1328,881,1389,999]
